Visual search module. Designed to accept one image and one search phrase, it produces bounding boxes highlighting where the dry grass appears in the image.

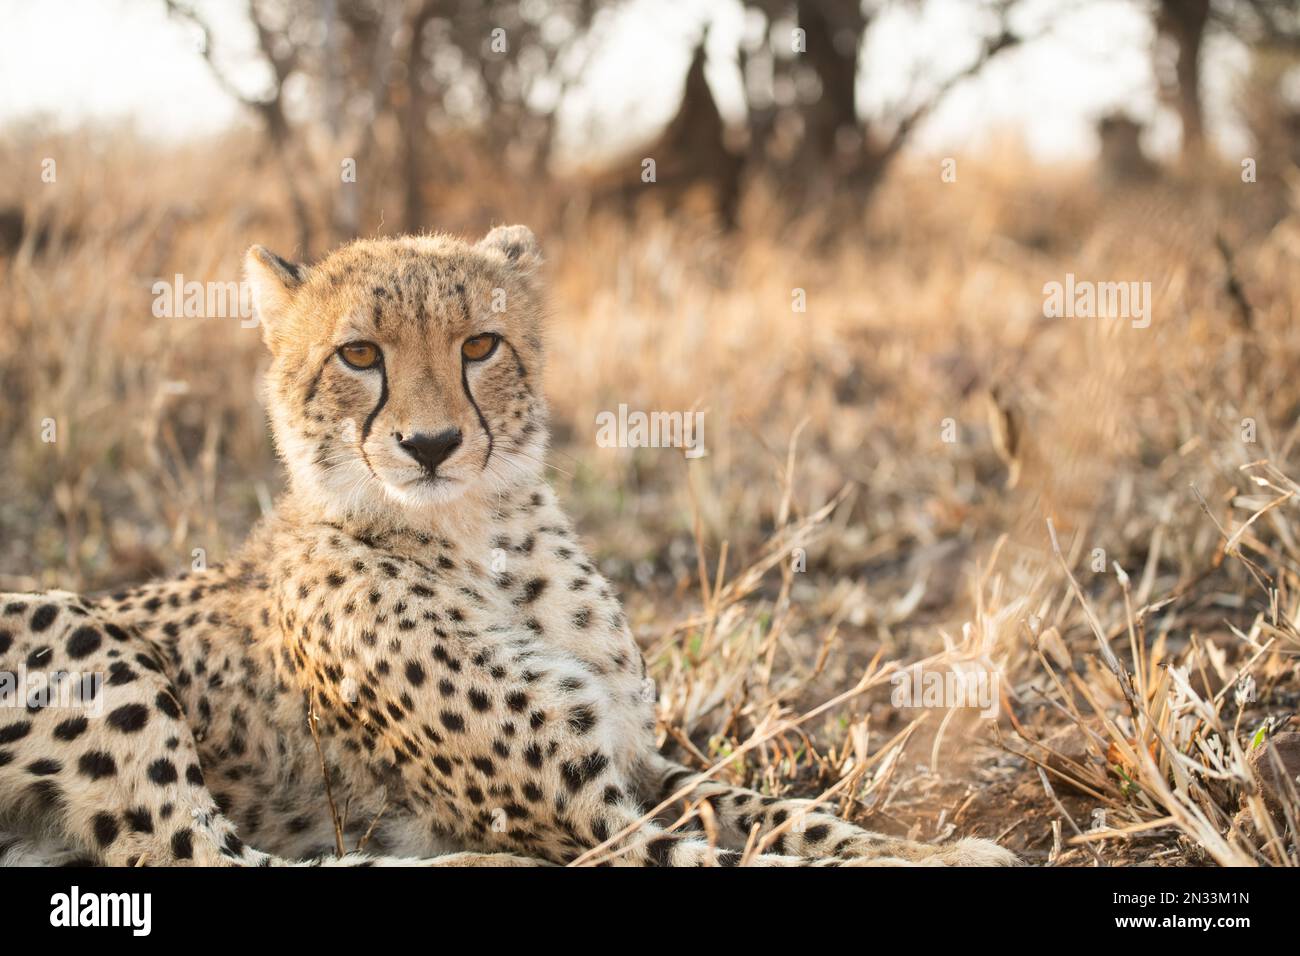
[2,123,1299,865]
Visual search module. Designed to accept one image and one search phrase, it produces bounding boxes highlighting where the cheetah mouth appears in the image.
[378,469,471,508]
[392,471,456,492]
[370,459,459,492]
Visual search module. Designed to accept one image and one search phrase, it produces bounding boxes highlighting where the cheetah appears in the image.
[0,227,1016,867]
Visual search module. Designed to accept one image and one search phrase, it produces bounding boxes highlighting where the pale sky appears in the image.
[0,0,1254,162]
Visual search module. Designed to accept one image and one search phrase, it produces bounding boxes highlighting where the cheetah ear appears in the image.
[244,245,307,346]
[477,225,542,274]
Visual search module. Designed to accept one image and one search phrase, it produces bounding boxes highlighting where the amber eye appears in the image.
[462,333,499,362]
[338,342,381,370]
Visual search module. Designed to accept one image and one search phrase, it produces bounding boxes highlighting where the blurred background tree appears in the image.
[152,0,1300,253]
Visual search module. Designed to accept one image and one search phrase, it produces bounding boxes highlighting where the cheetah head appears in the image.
[245,227,548,521]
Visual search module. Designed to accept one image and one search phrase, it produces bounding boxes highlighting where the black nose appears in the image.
[398,428,463,475]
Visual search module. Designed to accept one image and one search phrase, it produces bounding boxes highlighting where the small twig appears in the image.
[305,691,346,858]
[356,794,391,854]
[1037,767,1106,866]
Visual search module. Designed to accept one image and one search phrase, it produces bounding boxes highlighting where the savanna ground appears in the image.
[1,126,1299,866]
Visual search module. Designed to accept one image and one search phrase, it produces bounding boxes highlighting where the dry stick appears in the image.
[1190,484,1274,596]
[1036,767,1106,866]
[662,724,712,769]
[1071,815,1179,843]
[356,794,391,854]
[684,453,713,609]
[570,649,905,866]
[778,419,810,530]
[1046,518,1136,708]
[1224,490,1295,557]
[703,539,730,650]
[1116,562,1147,707]
[929,705,961,773]
[304,691,346,858]
[1212,637,1278,710]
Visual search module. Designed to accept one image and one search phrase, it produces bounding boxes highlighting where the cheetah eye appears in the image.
[462,333,499,362]
[338,341,381,370]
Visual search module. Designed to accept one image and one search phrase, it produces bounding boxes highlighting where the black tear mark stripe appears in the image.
[457,283,496,470]
[358,356,390,478]
[462,361,494,471]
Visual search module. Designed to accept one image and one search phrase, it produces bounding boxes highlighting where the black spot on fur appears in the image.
[106,703,150,734]
[0,721,32,745]
[92,813,120,848]
[568,705,597,735]
[147,758,178,785]
[53,716,88,741]
[29,604,59,632]
[106,662,137,686]
[78,751,117,780]
[515,578,547,605]
[65,626,102,659]
[560,752,609,792]
[170,828,194,860]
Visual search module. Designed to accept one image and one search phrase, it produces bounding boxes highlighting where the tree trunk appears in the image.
[796,0,864,168]
[403,1,438,234]
[1157,0,1211,163]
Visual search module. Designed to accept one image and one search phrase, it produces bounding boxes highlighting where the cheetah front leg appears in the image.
[646,758,1017,866]
[0,597,544,868]
[0,597,282,866]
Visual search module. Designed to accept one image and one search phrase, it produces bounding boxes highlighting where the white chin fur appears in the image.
[380,476,470,508]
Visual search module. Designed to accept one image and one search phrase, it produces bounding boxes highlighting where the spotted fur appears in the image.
[0,227,1015,867]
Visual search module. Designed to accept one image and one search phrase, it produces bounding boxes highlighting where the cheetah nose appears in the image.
[398,428,463,475]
